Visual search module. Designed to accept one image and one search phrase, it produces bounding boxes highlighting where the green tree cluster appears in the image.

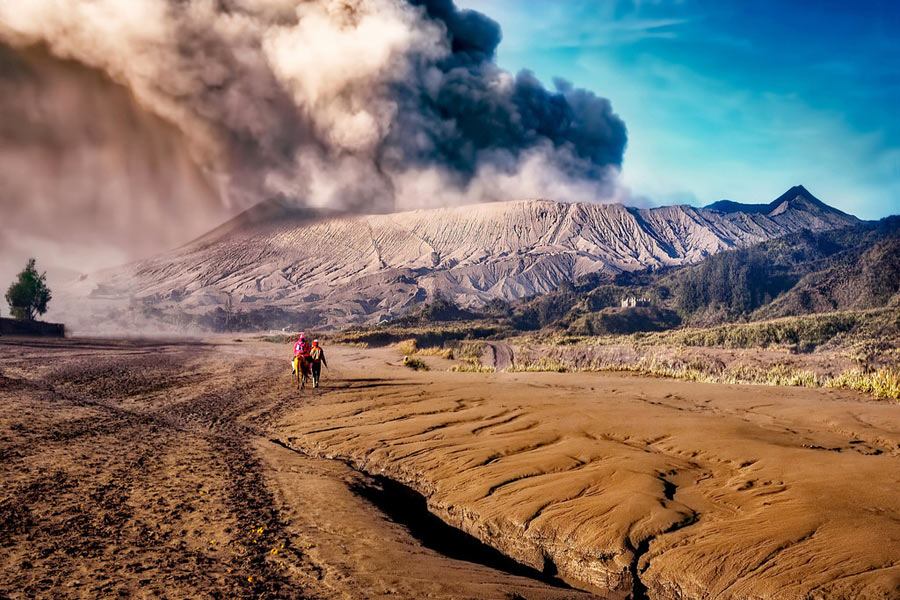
[5,259,52,321]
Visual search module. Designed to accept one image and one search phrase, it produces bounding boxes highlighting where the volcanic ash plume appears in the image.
[0,0,627,269]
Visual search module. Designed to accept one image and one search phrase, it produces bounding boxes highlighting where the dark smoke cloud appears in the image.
[395,1,626,182]
[0,0,627,278]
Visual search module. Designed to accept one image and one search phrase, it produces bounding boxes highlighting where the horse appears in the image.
[293,355,312,389]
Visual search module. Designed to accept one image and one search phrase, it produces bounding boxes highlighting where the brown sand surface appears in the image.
[2,338,899,600]
[275,346,900,600]
[0,337,591,600]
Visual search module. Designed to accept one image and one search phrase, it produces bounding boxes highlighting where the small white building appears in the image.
[621,296,651,308]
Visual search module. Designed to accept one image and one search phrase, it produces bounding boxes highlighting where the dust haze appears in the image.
[0,0,627,286]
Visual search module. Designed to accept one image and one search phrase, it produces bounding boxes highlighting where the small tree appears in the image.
[5,259,52,321]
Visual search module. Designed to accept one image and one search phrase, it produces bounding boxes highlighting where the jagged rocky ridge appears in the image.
[80,186,857,329]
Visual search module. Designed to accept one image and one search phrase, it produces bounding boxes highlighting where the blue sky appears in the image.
[457,0,900,219]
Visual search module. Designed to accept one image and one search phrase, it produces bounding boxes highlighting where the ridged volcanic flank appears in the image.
[81,188,859,328]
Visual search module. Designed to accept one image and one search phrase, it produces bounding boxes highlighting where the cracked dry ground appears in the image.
[2,339,899,600]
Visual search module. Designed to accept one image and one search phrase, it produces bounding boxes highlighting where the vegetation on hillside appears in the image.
[485,216,900,333]
[550,308,898,356]
[333,322,509,347]
[337,216,900,357]
[337,215,900,402]
[668,218,900,323]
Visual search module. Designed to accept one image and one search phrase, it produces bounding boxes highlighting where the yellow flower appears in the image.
[271,548,278,555]
[247,576,253,583]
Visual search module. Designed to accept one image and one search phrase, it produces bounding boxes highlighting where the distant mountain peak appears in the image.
[783,184,813,197]
[771,184,821,207]
[768,185,855,218]
[705,185,856,220]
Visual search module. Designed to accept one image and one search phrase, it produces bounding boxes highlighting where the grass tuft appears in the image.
[402,356,428,371]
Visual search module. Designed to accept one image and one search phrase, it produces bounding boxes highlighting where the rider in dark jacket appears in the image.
[309,339,327,388]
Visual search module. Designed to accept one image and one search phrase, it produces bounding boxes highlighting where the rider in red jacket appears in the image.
[294,332,311,358]
[292,333,311,379]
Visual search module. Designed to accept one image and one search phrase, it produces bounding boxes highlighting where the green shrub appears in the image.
[402,356,428,371]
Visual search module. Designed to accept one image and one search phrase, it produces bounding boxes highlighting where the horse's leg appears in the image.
[301,358,308,389]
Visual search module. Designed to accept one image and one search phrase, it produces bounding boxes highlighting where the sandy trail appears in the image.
[2,338,899,600]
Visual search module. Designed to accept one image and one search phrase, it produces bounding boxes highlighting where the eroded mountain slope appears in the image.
[76,187,856,329]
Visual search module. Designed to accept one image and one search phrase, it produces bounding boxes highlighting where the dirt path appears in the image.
[0,337,591,600]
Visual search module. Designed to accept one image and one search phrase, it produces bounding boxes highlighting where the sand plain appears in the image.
[2,337,899,599]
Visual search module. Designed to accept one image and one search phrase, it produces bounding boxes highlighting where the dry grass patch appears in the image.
[450,363,496,373]
[826,368,900,400]
[417,346,454,359]
[395,339,418,356]
[507,358,572,373]
[450,357,495,373]
[572,357,900,401]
